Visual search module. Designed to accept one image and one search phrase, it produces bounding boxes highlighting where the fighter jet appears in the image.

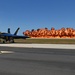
[0,28,30,43]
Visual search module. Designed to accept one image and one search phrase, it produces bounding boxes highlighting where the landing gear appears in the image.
[2,39,6,43]
[3,40,6,43]
[4,37,15,43]
[9,39,14,43]
[1,37,15,43]
[9,37,14,43]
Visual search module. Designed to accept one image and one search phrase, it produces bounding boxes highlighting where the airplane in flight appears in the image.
[0,28,30,43]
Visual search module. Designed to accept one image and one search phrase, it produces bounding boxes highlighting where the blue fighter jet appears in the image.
[0,28,30,43]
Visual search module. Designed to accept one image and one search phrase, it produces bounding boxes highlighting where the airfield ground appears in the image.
[0,38,75,44]
[14,38,75,44]
[0,39,75,75]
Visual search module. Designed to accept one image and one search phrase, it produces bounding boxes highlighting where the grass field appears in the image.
[14,38,75,44]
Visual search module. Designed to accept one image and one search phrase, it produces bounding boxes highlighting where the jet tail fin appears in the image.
[14,28,20,35]
[8,28,10,33]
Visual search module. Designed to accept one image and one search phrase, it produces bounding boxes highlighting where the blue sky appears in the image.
[0,0,75,35]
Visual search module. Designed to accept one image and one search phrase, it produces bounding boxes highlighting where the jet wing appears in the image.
[13,35,30,39]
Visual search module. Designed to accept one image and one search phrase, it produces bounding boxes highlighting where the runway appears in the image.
[0,44,75,49]
[0,47,75,75]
